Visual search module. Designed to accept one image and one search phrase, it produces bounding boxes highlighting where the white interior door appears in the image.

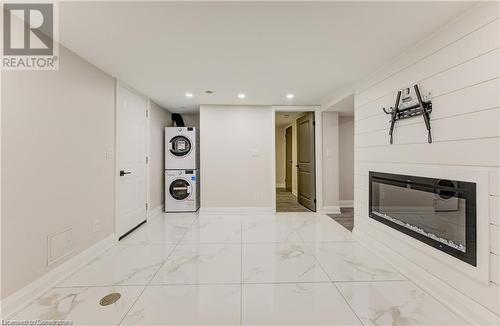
[116,83,148,239]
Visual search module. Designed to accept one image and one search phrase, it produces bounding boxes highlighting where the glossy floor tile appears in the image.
[12,286,144,325]
[120,213,197,245]
[8,212,466,325]
[121,284,241,325]
[242,243,329,283]
[336,281,466,325]
[242,217,303,243]
[309,242,406,281]
[242,283,361,325]
[181,216,242,243]
[58,244,175,287]
[151,243,241,284]
[294,218,355,242]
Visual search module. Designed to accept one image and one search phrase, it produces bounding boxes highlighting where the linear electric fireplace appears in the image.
[369,171,476,266]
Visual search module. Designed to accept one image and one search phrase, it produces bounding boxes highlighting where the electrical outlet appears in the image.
[93,219,101,233]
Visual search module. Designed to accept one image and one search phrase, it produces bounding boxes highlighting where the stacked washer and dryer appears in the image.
[165,127,200,212]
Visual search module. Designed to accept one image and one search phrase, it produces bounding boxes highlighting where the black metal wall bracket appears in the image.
[382,84,432,144]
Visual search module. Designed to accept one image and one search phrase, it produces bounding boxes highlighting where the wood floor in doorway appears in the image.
[276,188,310,212]
[327,208,354,231]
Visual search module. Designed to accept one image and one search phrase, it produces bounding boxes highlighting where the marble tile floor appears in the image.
[9,212,466,325]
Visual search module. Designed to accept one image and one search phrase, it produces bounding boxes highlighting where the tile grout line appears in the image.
[331,282,365,326]
[347,237,469,322]
[13,215,197,321]
[117,213,200,325]
[355,238,470,324]
[51,279,414,290]
[297,231,365,326]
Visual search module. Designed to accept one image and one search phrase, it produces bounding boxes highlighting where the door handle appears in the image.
[120,170,132,176]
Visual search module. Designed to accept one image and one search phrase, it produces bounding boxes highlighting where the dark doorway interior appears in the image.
[285,126,293,192]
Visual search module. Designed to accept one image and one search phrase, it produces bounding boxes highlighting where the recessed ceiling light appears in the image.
[237,93,246,99]
[185,92,193,98]
[286,93,295,99]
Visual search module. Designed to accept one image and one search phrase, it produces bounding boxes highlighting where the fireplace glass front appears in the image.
[369,172,476,266]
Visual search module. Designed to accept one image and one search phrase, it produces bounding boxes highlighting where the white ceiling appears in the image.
[59,1,475,113]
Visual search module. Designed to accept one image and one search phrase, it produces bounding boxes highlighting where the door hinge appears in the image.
[146,203,148,210]
[146,156,149,164]
[314,199,316,204]
[146,109,149,118]
[313,121,316,126]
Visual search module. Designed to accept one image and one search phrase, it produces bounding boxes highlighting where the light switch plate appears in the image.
[106,148,114,159]
[251,148,260,157]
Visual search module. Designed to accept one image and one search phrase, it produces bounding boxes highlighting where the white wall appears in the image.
[1,45,115,299]
[182,113,200,129]
[353,2,499,319]
[339,116,354,203]
[275,127,285,188]
[200,105,273,211]
[322,111,340,212]
[149,102,172,210]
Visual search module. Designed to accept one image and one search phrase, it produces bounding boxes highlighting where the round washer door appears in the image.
[170,136,192,157]
[169,179,191,200]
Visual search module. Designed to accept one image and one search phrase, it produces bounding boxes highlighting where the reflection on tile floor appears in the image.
[337,281,466,326]
[10,212,466,325]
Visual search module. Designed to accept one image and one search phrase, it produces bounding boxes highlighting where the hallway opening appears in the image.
[275,111,315,212]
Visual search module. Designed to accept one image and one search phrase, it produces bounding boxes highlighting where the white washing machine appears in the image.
[166,127,199,170]
[165,169,200,212]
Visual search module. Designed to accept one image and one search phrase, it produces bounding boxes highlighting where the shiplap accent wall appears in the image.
[353,2,500,319]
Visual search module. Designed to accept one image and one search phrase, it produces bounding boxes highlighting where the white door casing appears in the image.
[116,83,148,238]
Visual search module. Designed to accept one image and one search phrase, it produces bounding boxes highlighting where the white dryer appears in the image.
[166,127,199,170]
[165,169,200,212]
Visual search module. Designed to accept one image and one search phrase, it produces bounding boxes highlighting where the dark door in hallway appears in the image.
[285,126,293,192]
[297,113,316,212]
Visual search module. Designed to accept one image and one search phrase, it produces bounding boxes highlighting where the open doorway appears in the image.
[324,95,355,231]
[275,111,316,212]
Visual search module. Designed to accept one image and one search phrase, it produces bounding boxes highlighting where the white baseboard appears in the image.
[275,183,285,188]
[353,229,500,325]
[322,206,341,214]
[199,206,274,215]
[339,200,354,208]
[1,234,116,318]
[148,204,164,219]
